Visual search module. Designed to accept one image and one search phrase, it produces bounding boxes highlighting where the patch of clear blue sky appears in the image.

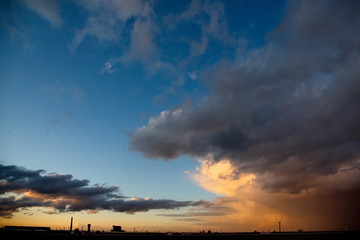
[0,0,286,202]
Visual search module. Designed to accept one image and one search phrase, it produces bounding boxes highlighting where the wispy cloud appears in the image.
[100,62,114,74]
[119,15,166,75]
[70,0,234,79]
[22,0,63,28]
[69,0,145,51]
[39,82,85,102]
[164,0,235,56]
[0,164,208,219]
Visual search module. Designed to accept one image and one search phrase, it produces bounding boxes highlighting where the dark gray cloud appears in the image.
[0,164,208,218]
[0,164,44,181]
[130,0,360,194]
[0,195,52,218]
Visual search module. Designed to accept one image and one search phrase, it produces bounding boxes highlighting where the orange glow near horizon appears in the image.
[187,158,360,232]
[189,158,284,232]
[1,159,359,232]
[1,210,193,232]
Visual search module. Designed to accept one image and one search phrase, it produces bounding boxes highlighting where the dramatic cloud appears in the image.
[0,164,207,219]
[130,0,360,230]
[189,159,360,231]
[131,0,360,191]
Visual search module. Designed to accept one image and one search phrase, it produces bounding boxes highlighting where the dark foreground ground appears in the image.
[1,231,360,240]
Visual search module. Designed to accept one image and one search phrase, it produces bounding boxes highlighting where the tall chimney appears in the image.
[70,217,73,232]
[278,221,281,232]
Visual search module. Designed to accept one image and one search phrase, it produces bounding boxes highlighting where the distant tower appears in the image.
[87,224,91,233]
[278,221,281,232]
[70,217,73,232]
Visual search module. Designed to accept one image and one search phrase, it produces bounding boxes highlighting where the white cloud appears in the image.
[165,0,235,57]
[188,71,197,80]
[121,17,157,65]
[69,0,170,75]
[119,9,173,76]
[70,0,145,51]
[22,0,63,28]
[190,35,208,56]
[100,62,114,74]
[111,0,145,20]
[71,0,234,76]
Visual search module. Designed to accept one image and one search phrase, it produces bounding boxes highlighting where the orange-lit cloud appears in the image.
[129,0,360,231]
[186,158,360,231]
[0,164,208,219]
[187,158,282,231]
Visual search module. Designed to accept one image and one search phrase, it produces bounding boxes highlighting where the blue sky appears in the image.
[0,0,284,199]
[2,0,360,232]
[0,0,286,230]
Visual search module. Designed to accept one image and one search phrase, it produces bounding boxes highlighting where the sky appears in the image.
[1,0,360,232]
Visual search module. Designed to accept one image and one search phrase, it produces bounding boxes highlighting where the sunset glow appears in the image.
[1,0,360,232]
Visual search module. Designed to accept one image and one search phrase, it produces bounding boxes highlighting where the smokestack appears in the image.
[278,221,281,233]
[70,217,73,232]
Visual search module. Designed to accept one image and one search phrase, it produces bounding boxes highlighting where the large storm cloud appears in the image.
[130,0,360,193]
[0,164,207,218]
